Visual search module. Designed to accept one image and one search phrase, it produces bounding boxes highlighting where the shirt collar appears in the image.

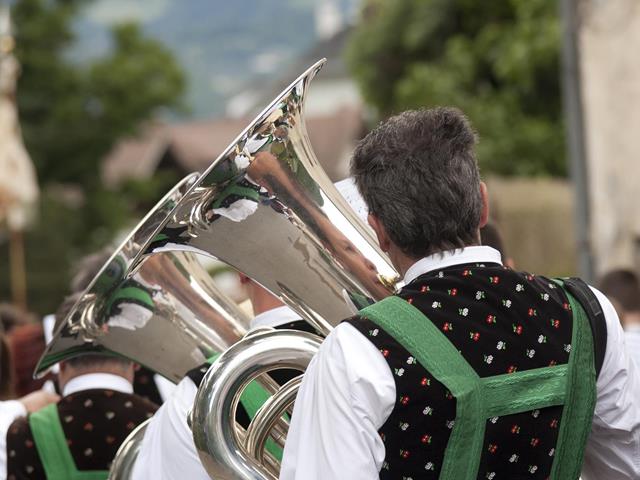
[62,372,133,397]
[251,305,301,329]
[403,246,503,285]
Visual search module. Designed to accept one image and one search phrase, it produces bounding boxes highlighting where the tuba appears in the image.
[35,173,252,383]
[122,58,400,478]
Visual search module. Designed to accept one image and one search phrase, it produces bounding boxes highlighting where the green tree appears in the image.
[347,0,564,176]
[0,0,185,315]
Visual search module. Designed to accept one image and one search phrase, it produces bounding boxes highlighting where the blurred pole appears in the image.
[560,0,594,282]
[9,228,27,309]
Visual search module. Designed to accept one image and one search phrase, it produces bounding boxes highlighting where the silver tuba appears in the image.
[124,59,400,478]
[35,173,252,383]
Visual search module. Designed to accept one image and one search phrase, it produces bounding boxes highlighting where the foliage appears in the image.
[0,0,185,315]
[347,0,565,177]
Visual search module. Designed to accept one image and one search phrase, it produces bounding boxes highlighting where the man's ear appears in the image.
[479,182,490,229]
[368,214,391,253]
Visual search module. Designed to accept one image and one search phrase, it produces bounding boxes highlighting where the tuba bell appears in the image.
[35,173,252,383]
[121,58,400,478]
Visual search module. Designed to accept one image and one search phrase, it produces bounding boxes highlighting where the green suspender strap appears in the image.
[206,353,285,461]
[29,404,108,480]
[359,289,597,480]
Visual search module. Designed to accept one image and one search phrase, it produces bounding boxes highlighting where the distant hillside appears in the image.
[69,0,358,118]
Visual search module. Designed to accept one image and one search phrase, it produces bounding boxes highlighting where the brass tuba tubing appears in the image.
[245,375,302,463]
[192,329,323,480]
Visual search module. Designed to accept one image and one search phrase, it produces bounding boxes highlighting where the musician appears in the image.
[280,108,640,479]
[131,275,316,480]
[5,294,157,479]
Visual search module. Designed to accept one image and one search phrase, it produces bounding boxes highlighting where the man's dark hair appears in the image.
[598,269,640,313]
[351,107,482,258]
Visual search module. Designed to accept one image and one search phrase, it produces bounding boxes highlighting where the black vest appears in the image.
[347,263,575,480]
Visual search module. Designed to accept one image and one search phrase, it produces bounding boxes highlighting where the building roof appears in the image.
[102,105,364,187]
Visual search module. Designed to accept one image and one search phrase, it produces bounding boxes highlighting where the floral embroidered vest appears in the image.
[346,263,596,480]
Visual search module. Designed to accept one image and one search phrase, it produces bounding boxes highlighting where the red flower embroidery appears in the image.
[488,444,498,453]
[421,434,432,444]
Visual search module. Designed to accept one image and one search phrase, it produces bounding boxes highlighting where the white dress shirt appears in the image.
[132,306,302,480]
[280,246,640,480]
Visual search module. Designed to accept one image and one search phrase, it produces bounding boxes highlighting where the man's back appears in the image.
[281,247,640,479]
[6,387,156,479]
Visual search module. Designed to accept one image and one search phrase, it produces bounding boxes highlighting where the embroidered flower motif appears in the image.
[400,395,410,406]
[486,314,496,324]
[459,307,469,317]
[509,454,519,463]
[488,444,498,454]
[420,434,432,444]
[496,341,507,350]
[507,365,518,374]
[423,406,433,416]
[448,288,458,296]
[502,299,512,308]
[432,301,442,309]
[442,322,453,332]
[528,308,537,317]
[513,324,523,335]
[551,319,561,329]
[548,448,555,457]
[550,419,559,428]
[380,349,390,358]
[469,331,480,341]
[530,438,540,447]
[406,356,416,365]
[420,377,430,387]
[540,293,550,301]
[446,420,455,429]
[489,416,499,424]
[484,354,494,364]
[425,462,435,471]
[515,283,525,292]
[476,290,485,300]
[538,335,547,344]
[370,328,379,337]
[526,349,536,358]
[463,269,473,276]
[548,282,557,289]
[399,422,409,431]
[437,271,444,278]
[511,424,520,434]
[563,344,572,353]
[528,465,538,474]
[420,285,430,293]
[532,409,540,418]
[400,449,410,459]
[486,472,496,479]
[489,276,500,284]
[395,368,405,377]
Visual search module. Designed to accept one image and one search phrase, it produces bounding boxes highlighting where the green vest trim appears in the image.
[29,404,108,480]
[359,285,596,480]
[206,353,285,461]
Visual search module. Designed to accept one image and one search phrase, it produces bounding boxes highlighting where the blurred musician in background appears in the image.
[4,294,157,480]
[280,108,640,480]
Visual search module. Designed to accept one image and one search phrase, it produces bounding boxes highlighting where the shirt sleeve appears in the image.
[280,322,396,480]
[582,287,640,479]
[132,377,211,480]
[0,400,26,480]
